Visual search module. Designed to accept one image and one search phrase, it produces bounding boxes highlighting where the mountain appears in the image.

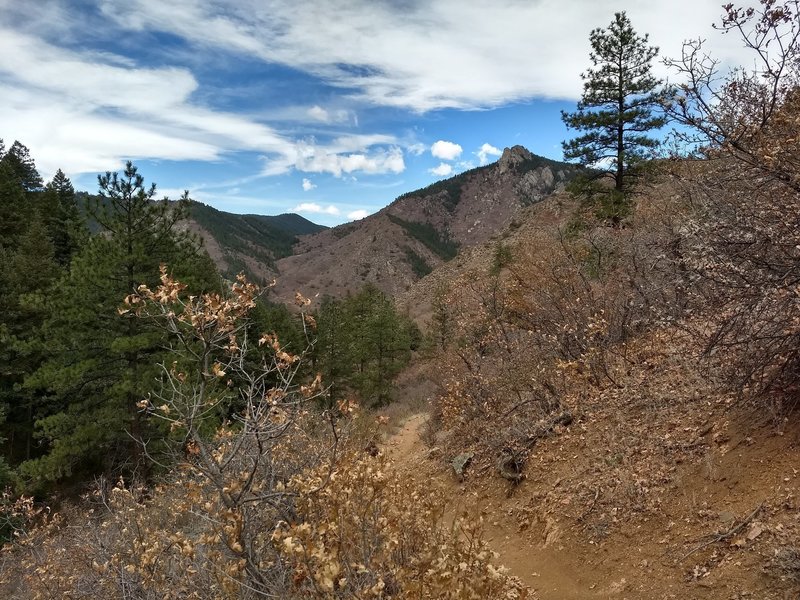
[182,203,326,283]
[76,193,327,284]
[272,146,581,301]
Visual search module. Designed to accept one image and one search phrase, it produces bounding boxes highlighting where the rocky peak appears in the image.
[498,145,534,174]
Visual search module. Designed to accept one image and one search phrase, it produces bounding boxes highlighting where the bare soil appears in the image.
[384,400,800,599]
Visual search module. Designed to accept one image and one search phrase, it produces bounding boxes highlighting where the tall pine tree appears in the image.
[0,144,61,476]
[0,141,43,193]
[22,162,218,484]
[42,169,85,266]
[561,12,665,194]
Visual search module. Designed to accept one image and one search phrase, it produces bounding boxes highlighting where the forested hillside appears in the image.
[185,202,326,282]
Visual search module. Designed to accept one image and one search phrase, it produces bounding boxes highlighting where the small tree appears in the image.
[562,12,666,196]
[42,169,85,267]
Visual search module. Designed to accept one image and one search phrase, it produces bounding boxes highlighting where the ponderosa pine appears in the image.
[21,162,219,484]
[562,12,666,194]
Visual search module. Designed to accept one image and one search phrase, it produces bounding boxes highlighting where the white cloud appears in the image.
[431,140,462,161]
[292,202,340,215]
[429,163,453,177]
[0,28,294,177]
[96,0,755,111]
[270,142,405,178]
[0,25,406,180]
[307,105,350,124]
[407,142,427,156]
[476,143,502,165]
[307,105,329,122]
[301,177,316,191]
[347,209,369,220]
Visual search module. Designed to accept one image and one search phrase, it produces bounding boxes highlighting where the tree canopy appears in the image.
[562,12,666,194]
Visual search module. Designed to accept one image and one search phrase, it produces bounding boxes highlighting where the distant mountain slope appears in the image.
[76,193,326,284]
[273,146,581,300]
[184,203,326,282]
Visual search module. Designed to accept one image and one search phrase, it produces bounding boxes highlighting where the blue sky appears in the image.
[0,0,751,226]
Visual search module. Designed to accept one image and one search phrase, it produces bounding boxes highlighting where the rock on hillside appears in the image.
[272,146,580,301]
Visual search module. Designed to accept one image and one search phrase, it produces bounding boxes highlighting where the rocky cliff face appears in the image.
[270,146,581,302]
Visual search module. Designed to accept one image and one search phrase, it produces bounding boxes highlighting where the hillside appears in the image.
[378,164,800,598]
[183,202,326,283]
[76,194,326,284]
[271,146,581,301]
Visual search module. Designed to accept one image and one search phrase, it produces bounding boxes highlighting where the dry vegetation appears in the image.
[411,3,800,595]
[0,270,527,599]
[2,1,800,597]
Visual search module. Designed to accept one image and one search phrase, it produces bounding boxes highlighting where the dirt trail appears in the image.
[385,413,592,599]
[384,407,800,600]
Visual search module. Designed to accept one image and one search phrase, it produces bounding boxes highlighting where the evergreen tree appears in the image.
[315,285,415,407]
[22,162,218,484]
[0,141,43,193]
[315,295,351,407]
[0,158,48,467]
[0,160,28,250]
[0,147,88,473]
[561,12,665,194]
[0,216,60,466]
[42,169,85,266]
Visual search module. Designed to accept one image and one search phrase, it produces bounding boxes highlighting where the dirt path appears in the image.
[385,413,591,599]
[384,408,800,600]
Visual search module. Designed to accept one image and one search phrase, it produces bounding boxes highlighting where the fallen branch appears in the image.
[525,411,574,448]
[681,501,765,561]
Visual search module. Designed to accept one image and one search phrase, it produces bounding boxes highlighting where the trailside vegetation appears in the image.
[315,284,419,407]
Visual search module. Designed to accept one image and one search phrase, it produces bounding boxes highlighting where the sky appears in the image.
[0,0,752,226]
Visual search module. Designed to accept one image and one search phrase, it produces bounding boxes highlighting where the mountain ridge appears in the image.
[271,145,582,301]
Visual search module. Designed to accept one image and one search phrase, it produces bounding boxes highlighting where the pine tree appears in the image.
[315,295,351,407]
[0,160,28,250]
[316,285,414,407]
[561,12,665,194]
[22,162,218,484]
[0,216,60,466]
[0,149,88,471]
[0,141,43,193]
[42,169,85,266]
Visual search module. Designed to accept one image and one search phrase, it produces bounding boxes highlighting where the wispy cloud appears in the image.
[96,0,753,112]
[301,177,316,191]
[0,25,407,179]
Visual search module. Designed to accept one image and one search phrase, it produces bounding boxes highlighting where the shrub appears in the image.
[1,270,527,599]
